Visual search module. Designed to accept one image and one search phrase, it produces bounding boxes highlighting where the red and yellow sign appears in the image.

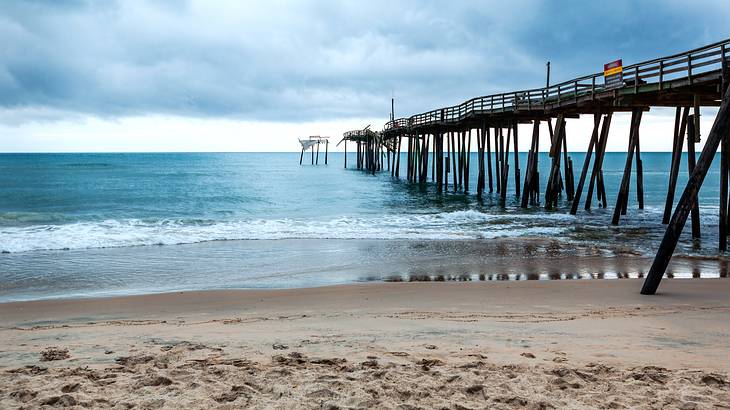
[604,59,623,89]
[604,59,623,76]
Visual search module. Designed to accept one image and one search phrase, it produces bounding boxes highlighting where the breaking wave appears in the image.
[0,210,571,253]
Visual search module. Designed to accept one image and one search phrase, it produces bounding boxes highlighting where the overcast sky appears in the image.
[1,0,729,152]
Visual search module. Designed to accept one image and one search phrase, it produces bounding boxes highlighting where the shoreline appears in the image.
[2,279,730,408]
[3,236,730,304]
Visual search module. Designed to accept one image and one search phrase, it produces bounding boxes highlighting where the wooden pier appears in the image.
[345,39,730,295]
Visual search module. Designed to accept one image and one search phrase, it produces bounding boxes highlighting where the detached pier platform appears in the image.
[345,39,730,295]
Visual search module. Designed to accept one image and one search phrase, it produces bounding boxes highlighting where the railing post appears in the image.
[634,66,639,94]
[591,76,595,101]
[514,92,518,111]
[723,44,727,93]
[688,53,693,84]
[557,85,561,104]
[659,60,664,90]
[574,81,578,103]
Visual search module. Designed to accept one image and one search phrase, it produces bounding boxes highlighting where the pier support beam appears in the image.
[465,129,472,193]
[642,86,730,295]
[476,126,485,198]
[501,125,511,202]
[486,126,493,193]
[521,120,541,208]
[570,114,601,214]
[612,109,643,225]
[687,115,701,239]
[494,128,501,194]
[585,113,611,210]
[662,108,688,223]
[513,122,520,197]
[545,115,566,209]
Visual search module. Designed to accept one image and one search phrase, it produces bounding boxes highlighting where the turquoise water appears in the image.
[0,152,726,301]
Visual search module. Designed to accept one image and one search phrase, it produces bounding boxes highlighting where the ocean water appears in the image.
[0,152,727,301]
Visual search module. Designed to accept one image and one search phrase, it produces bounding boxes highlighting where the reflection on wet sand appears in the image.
[368,237,730,283]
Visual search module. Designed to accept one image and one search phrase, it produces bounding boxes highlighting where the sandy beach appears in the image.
[1,279,729,409]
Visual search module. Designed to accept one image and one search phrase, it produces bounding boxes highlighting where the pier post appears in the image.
[570,114,601,214]
[300,147,305,165]
[663,108,688,223]
[432,134,436,182]
[456,131,464,189]
[451,132,458,191]
[316,141,320,165]
[635,124,643,209]
[721,130,729,251]
[642,86,730,295]
[465,129,471,193]
[501,125,511,202]
[687,115,701,239]
[495,127,501,193]
[436,133,443,191]
[325,140,328,165]
[486,126,493,193]
[521,120,540,208]
[545,115,566,209]
[513,122,520,197]
[612,109,643,225]
[477,127,484,197]
[562,122,574,201]
[592,114,611,209]
[395,137,401,177]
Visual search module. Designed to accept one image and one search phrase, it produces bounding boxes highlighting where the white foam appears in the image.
[0,210,570,253]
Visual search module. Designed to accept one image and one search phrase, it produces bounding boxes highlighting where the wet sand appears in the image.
[1,279,730,408]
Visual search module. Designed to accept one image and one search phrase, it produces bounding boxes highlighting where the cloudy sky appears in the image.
[1,0,729,152]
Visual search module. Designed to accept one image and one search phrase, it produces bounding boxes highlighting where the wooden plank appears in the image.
[642,85,730,295]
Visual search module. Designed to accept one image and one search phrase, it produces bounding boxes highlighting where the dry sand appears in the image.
[1,279,730,409]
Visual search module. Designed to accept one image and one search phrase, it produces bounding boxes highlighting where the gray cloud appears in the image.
[1,0,729,124]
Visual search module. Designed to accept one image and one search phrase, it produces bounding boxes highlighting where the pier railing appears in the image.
[384,39,730,131]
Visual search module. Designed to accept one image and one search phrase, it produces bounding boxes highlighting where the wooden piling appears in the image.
[501,126,511,203]
[612,109,643,225]
[545,115,566,209]
[721,129,729,251]
[570,114,601,215]
[465,129,471,193]
[662,107,688,223]
[495,128,501,193]
[687,115,701,239]
[451,132,458,191]
[521,120,540,208]
[513,122,520,197]
[486,126,493,193]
